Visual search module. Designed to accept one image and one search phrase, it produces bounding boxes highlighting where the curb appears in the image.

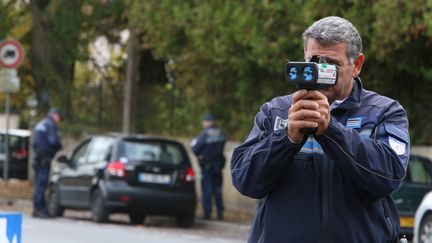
[0,198,251,231]
[195,218,250,232]
[0,199,32,208]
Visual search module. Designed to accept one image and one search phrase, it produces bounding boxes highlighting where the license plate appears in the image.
[400,216,414,228]
[138,173,171,184]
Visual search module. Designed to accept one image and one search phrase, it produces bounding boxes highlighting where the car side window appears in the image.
[70,140,91,167]
[161,144,184,165]
[408,158,432,184]
[86,137,114,164]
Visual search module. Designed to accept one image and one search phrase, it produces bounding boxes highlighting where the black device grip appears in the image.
[300,127,317,135]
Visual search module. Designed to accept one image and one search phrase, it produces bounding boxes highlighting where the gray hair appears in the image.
[302,16,362,64]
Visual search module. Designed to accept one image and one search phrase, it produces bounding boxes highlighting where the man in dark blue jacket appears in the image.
[192,113,226,220]
[231,16,409,243]
[32,108,63,218]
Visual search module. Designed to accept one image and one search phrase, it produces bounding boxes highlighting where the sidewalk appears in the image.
[0,179,251,232]
[0,197,250,234]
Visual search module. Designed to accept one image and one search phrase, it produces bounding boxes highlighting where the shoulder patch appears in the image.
[389,136,406,156]
[274,116,287,131]
[34,122,47,132]
[346,117,362,129]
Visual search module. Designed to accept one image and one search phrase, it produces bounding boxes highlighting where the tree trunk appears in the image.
[30,0,83,118]
[30,0,50,109]
[122,26,140,134]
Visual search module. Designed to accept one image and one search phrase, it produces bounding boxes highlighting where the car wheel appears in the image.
[128,212,146,225]
[419,214,432,243]
[47,185,64,217]
[175,215,194,228]
[91,189,109,223]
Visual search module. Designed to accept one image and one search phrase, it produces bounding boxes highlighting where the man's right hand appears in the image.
[287,90,322,143]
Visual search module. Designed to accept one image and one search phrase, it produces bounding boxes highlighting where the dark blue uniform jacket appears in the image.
[231,78,410,243]
[192,125,226,170]
[32,116,62,158]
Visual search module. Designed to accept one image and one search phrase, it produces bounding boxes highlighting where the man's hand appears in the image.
[313,91,331,135]
[288,90,330,142]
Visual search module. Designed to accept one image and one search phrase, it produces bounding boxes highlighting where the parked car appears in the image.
[392,154,432,239]
[413,191,432,243]
[0,129,30,180]
[47,134,197,227]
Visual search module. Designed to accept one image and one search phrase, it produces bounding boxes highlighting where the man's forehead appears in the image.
[305,40,349,62]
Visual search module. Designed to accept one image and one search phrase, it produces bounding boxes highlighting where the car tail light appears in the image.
[12,149,27,159]
[107,162,126,178]
[119,195,130,203]
[185,166,195,182]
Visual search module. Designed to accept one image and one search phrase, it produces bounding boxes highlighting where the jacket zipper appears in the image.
[381,198,396,242]
[322,153,329,243]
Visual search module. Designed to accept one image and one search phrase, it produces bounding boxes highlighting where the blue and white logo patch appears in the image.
[346,117,362,129]
[300,136,323,155]
[274,116,288,131]
[389,136,406,156]
[359,129,372,138]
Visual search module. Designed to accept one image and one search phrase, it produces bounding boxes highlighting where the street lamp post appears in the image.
[164,57,175,136]
[26,95,37,182]
[26,95,37,129]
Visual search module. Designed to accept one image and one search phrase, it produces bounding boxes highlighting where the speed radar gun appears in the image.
[285,55,338,134]
[285,55,338,90]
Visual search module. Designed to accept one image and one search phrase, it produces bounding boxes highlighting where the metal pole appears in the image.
[164,57,175,136]
[3,93,10,188]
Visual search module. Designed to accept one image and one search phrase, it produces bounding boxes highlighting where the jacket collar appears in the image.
[331,77,363,110]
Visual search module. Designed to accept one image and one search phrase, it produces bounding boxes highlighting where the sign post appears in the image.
[0,40,24,189]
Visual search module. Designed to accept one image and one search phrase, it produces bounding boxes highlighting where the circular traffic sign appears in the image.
[0,40,24,69]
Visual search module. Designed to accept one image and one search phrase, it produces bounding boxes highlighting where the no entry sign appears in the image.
[0,40,24,69]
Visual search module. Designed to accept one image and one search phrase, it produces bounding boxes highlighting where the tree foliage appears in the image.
[3,0,432,144]
[126,0,432,143]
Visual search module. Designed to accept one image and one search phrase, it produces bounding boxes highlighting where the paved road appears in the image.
[21,211,249,243]
[0,199,250,243]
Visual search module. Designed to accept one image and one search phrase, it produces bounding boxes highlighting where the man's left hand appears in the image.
[305,90,330,135]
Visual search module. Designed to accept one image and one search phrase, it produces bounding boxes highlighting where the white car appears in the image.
[414,191,432,243]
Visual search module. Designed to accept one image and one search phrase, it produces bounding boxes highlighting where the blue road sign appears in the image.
[0,212,21,243]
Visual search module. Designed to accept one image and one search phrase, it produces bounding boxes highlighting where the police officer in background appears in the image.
[32,108,63,218]
[192,113,226,220]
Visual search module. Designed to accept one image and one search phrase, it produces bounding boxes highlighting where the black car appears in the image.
[392,154,432,239]
[0,129,31,180]
[47,134,197,227]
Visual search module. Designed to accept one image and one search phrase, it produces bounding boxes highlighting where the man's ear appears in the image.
[353,53,364,78]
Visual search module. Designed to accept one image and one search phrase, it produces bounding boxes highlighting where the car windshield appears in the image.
[119,140,185,165]
[407,156,432,184]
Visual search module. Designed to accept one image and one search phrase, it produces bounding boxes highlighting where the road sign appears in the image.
[0,69,19,93]
[0,40,24,69]
[0,213,21,243]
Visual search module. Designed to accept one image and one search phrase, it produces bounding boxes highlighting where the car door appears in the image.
[57,139,91,207]
[74,136,113,206]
